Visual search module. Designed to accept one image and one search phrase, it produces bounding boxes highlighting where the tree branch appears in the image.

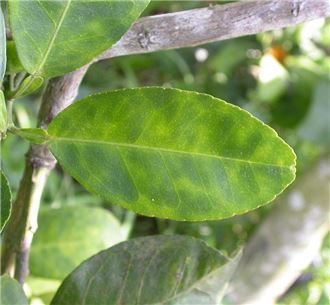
[225,154,330,305]
[1,65,89,283]
[99,0,330,60]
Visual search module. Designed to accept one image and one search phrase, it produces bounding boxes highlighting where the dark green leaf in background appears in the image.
[0,275,28,305]
[50,235,237,305]
[1,170,12,232]
[30,207,125,280]
[47,87,296,221]
[0,5,6,85]
[9,0,149,78]
[6,41,25,75]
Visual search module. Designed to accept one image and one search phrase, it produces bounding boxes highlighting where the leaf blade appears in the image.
[48,87,296,221]
[9,0,149,78]
[30,206,125,280]
[50,235,231,305]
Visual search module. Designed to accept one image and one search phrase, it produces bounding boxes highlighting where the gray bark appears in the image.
[226,154,330,305]
[99,0,330,60]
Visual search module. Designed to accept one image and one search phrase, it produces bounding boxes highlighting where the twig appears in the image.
[1,65,89,283]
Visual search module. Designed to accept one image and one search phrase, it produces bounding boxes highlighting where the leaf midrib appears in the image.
[34,0,72,76]
[48,136,293,169]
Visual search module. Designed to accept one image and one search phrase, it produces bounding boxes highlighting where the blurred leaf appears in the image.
[6,41,25,74]
[256,54,289,103]
[30,206,125,280]
[48,87,296,221]
[9,0,149,78]
[208,40,255,75]
[271,56,322,128]
[298,80,330,146]
[0,134,29,191]
[27,277,61,297]
[0,90,6,135]
[50,235,238,305]
[1,170,12,232]
[0,6,5,85]
[0,275,28,305]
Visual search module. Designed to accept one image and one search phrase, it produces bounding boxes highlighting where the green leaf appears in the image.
[10,127,49,144]
[1,170,12,232]
[10,75,44,98]
[47,87,296,221]
[9,0,149,78]
[0,90,7,136]
[0,275,28,305]
[6,41,25,74]
[50,235,236,305]
[168,250,241,304]
[0,6,6,85]
[30,206,125,280]
[298,80,330,146]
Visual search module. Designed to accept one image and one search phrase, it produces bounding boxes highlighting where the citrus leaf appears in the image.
[9,75,44,98]
[6,41,25,74]
[168,249,241,304]
[0,6,5,85]
[0,275,28,305]
[30,207,125,280]
[50,235,235,305]
[9,0,149,78]
[47,87,296,221]
[1,170,12,232]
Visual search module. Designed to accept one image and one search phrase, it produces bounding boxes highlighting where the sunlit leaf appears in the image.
[50,235,238,305]
[256,54,289,103]
[47,87,296,221]
[0,90,7,135]
[27,276,61,305]
[9,0,149,78]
